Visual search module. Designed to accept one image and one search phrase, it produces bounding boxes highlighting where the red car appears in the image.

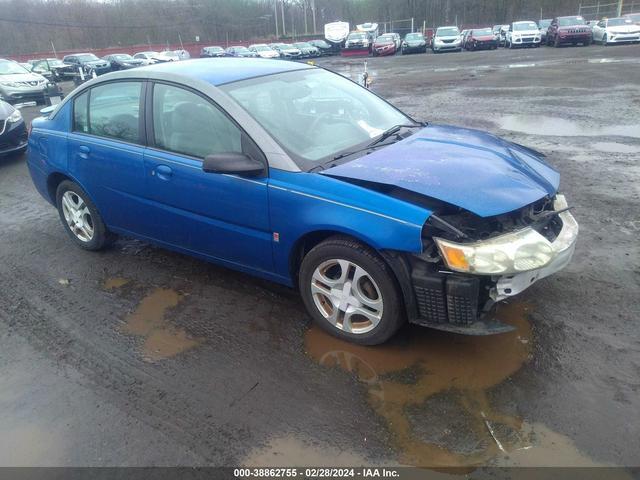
[372,34,398,56]
[463,27,499,50]
[546,16,592,47]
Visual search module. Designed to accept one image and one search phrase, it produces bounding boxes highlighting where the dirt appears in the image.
[0,43,638,468]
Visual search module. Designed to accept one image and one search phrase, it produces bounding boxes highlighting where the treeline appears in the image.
[0,0,586,56]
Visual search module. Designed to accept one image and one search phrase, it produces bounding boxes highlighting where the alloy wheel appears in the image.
[310,259,383,335]
[61,191,94,242]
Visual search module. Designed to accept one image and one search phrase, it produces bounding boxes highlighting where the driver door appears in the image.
[142,82,273,272]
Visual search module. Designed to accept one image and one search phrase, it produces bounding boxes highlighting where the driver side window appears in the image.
[152,83,242,159]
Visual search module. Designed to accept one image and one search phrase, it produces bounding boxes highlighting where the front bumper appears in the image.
[607,33,640,43]
[0,119,28,156]
[407,198,578,335]
[0,84,47,104]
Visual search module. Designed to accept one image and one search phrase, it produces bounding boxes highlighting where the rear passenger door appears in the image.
[142,82,273,272]
[67,80,150,235]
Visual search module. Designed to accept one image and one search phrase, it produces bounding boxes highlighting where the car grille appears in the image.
[566,28,589,33]
[442,39,455,43]
[521,37,535,42]
[15,80,45,87]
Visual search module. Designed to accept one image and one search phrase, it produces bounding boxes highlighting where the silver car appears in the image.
[0,59,49,104]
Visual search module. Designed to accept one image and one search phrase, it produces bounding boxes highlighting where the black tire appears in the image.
[56,180,114,251]
[298,236,405,345]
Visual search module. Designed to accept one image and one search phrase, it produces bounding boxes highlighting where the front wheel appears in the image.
[298,237,404,345]
[56,180,114,251]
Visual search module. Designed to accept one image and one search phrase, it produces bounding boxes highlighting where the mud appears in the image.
[0,43,639,468]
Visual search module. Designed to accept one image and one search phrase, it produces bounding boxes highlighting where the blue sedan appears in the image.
[27,58,578,345]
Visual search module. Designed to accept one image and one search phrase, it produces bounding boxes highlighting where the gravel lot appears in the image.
[0,44,638,469]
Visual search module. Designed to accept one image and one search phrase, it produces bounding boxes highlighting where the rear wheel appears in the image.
[56,180,114,251]
[298,236,404,345]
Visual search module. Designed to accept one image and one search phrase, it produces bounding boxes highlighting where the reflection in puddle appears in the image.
[499,115,640,139]
[305,303,600,467]
[118,286,202,361]
[242,435,371,467]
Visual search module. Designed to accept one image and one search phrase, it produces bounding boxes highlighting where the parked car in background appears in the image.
[200,46,225,58]
[248,44,280,59]
[401,32,427,54]
[538,19,552,43]
[624,12,640,25]
[344,32,372,52]
[546,16,592,47]
[505,21,541,48]
[172,49,191,60]
[133,51,174,64]
[269,43,302,59]
[225,46,257,58]
[308,39,334,55]
[492,24,510,45]
[159,51,183,61]
[30,58,72,81]
[463,27,499,50]
[27,58,578,345]
[102,54,146,70]
[372,34,398,56]
[63,53,111,75]
[293,42,320,58]
[0,59,49,104]
[431,26,462,53]
[0,99,28,156]
[592,17,640,44]
[389,33,402,50]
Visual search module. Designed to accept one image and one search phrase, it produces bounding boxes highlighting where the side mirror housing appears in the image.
[202,152,265,177]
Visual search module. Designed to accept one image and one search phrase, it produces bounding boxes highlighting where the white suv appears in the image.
[505,21,542,48]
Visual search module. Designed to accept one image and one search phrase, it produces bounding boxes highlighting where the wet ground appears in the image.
[0,44,639,469]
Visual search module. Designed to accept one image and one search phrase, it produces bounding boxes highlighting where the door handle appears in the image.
[78,145,90,159]
[155,164,173,180]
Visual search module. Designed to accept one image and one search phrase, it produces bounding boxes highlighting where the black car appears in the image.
[0,100,28,157]
[102,54,145,71]
[62,53,111,76]
[401,32,427,54]
[200,46,225,58]
[308,39,335,55]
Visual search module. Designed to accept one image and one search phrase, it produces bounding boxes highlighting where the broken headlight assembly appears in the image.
[433,195,577,275]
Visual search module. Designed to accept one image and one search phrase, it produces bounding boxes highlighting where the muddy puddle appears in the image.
[103,279,202,361]
[499,115,640,139]
[305,303,603,467]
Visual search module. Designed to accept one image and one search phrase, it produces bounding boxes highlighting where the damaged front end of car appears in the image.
[396,193,578,334]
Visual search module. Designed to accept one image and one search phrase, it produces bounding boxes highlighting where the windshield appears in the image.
[559,16,586,26]
[77,54,99,62]
[538,20,552,28]
[253,45,270,51]
[0,60,29,75]
[221,68,411,168]
[608,17,632,26]
[312,40,330,47]
[513,22,538,31]
[376,35,394,43]
[348,33,366,40]
[473,28,493,35]
[405,33,424,40]
[436,27,460,36]
[114,54,133,60]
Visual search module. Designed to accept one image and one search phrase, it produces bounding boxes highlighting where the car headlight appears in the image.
[7,108,22,123]
[434,195,577,275]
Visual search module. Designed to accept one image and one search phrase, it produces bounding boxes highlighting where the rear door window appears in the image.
[88,82,142,144]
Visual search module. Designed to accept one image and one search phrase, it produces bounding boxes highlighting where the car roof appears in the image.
[135,58,312,86]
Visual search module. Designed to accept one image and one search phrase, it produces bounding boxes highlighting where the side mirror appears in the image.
[203,152,265,177]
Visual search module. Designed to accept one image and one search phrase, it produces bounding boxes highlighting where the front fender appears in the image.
[269,169,430,281]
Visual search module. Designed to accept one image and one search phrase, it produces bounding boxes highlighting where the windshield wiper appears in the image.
[332,122,425,163]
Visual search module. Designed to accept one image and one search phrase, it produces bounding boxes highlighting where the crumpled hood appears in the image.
[323,124,560,217]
